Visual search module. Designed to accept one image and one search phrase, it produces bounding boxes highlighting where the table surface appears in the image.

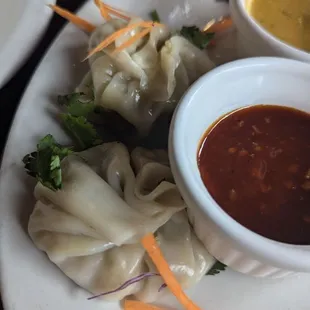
[0,1,86,308]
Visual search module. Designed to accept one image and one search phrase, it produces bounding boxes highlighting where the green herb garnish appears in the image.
[180,26,215,49]
[149,9,160,22]
[23,134,73,191]
[66,101,96,117]
[57,92,102,149]
[58,92,96,117]
[206,261,226,276]
[58,92,85,106]
[23,91,102,190]
[61,114,102,150]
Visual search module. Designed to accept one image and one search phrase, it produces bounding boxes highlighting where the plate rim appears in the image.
[4,1,309,310]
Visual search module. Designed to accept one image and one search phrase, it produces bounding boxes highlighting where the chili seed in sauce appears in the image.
[198,105,310,245]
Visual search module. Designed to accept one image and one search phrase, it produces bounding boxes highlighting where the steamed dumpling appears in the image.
[78,19,215,134]
[32,143,184,246]
[136,211,215,303]
[28,143,214,301]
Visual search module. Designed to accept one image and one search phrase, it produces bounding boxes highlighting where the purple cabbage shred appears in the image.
[88,272,163,300]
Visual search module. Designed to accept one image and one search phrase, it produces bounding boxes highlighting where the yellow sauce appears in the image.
[247,0,310,52]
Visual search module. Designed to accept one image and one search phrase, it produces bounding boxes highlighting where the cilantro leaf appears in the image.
[57,92,85,106]
[66,101,97,117]
[58,92,96,117]
[23,134,73,191]
[61,114,102,150]
[149,10,160,22]
[180,26,215,49]
[206,260,226,276]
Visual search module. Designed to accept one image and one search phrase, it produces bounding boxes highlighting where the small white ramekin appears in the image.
[169,57,310,278]
[230,0,310,63]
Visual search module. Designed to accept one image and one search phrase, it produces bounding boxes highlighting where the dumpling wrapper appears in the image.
[28,143,214,301]
[32,143,184,246]
[135,211,215,303]
[78,19,214,134]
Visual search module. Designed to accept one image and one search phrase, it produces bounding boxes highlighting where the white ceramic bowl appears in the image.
[169,57,310,278]
[230,0,310,63]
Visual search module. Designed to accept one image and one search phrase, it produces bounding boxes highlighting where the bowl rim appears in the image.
[169,57,310,271]
[232,0,310,60]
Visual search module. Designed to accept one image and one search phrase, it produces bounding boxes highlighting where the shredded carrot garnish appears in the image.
[103,5,131,21]
[48,4,96,33]
[94,0,111,20]
[204,16,233,33]
[141,233,201,310]
[202,18,216,32]
[85,21,163,59]
[124,300,165,310]
[86,22,146,59]
[112,27,152,55]
[101,2,132,20]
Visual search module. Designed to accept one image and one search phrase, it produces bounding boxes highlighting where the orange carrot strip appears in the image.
[141,233,201,310]
[112,27,152,54]
[101,2,132,20]
[124,300,165,310]
[85,22,154,59]
[48,4,96,32]
[104,5,131,21]
[204,16,233,33]
[94,0,111,20]
[202,18,216,32]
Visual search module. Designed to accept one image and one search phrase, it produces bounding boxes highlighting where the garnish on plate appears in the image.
[94,1,132,20]
[58,92,95,116]
[48,4,96,32]
[180,26,215,49]
[124,300,165,310]
[23,92,102,190]
[94,0,111,20]
[49,0,231,58]
[202,15,233,33]
[23,134,73,191]
[141,233,201,310]
[85,20,165,59]
[88,272,161,300]
[57,92,102,149]
[149,9,161,22]
[60,114,102,150]
[206,260,227,276]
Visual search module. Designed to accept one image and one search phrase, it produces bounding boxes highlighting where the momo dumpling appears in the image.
[31,143,184,246]
[160,35,215,100]
[28,143,214,301]
[28,143,182,299]
[78,19,215,134]
[135,211,215,303]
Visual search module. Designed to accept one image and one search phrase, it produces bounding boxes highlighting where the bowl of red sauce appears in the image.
[169,57,310,278]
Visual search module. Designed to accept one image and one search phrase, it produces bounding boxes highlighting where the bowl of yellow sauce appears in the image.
[230,0,310,62]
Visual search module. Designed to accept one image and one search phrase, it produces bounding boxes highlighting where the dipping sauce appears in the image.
[247,0,310,52]
[198,105,310,244]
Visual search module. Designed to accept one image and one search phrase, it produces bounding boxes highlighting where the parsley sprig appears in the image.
[23,135,73,191]
[23,92,102,191]
[60,114,102,150]
[58,92,102,150]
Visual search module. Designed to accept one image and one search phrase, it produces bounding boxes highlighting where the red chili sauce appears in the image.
[198,105,310,244]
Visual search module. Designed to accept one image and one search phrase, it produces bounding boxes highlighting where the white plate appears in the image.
[0,0,55,88]
[1,1,310,309]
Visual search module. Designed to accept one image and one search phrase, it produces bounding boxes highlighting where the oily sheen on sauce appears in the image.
[198,105,310,244]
